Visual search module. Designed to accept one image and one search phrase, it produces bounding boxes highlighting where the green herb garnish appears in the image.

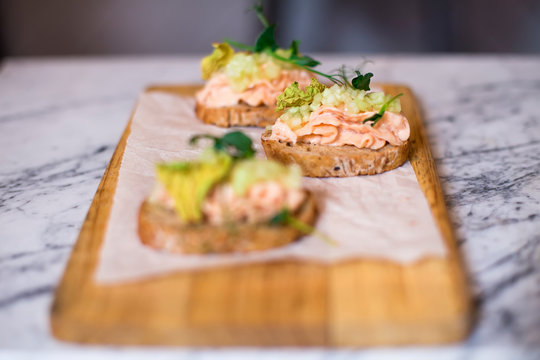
[254,24,278,52]
[219,5,381,90]
[223,3,346,86]
[253,2,270,27]
[351,71,374,91]
[362,93,403,127]
[190,131,255,159]
[329,65,375,91]
[270,208,337,246]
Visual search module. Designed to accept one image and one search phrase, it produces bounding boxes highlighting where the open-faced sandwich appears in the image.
[195,4,328,128]
[261,71,411,177]
[138,131,317,254]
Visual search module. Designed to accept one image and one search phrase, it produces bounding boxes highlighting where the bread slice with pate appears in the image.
[138,131,317,254]
[261,74,411,177]
[139,190,316,254]
[194,5,328,127]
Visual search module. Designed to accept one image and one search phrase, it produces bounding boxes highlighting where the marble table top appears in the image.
[0,55,538,359]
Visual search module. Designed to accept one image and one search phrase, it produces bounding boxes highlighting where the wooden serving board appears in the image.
[50,84,471,346]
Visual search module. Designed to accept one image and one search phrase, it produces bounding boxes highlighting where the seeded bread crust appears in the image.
[195,101,282,128]
[138,191,317,254]
[261,130,409,177]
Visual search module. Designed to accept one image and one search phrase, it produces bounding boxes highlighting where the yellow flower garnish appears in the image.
[156,150,232,223]
[201,43,234,80]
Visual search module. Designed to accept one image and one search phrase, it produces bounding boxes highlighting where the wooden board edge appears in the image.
[401,84,472,306]
[50,107,133,342]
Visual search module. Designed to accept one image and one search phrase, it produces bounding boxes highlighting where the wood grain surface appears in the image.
[50,84,471,346]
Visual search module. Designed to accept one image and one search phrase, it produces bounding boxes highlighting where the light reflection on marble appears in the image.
[0,56,538,359]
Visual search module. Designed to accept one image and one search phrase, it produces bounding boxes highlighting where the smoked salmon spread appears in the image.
[196,70,312,108]
[269,81,410,150]
[270,105,410,150]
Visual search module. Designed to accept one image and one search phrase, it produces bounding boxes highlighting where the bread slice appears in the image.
[261,130,409,177]
[138,191,317,254]
[195,101,281,128]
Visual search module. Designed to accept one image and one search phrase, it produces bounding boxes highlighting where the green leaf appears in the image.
[269,208,338,246]
[380,93,403,113]
[254,25,278,52]
[253,2,270,28]
[190,131,255,159]
[289,40,299,56]
[363,93,403,127]
[290,54,320,67]
[220,131,256,159]
[351,71,373,91]
[362,113,382,125]
[222,38,255,52]
[276,78,326,110]
[214,2,346,85]
[269,208,290,225]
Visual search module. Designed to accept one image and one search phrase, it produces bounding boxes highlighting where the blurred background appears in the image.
[1,0,540,57]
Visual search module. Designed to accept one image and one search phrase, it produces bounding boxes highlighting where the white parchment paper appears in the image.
[95,91,446,283]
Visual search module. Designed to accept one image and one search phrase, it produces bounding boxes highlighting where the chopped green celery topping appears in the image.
[223,50,296,92]
[280,84,402,129]
[231,158,302,196]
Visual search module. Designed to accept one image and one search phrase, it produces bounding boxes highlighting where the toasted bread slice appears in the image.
[138,191,317,254]
[195,101,281,128]
[261,130,409,177]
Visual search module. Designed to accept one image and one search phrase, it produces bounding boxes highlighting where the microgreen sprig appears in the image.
[270,208,338,246]
[331,65,375,90]
[223,4,347,86]
[351,71,374,91]
[222,3,383,93]
[362,93,403,127]
[253,2,270,27]
[190,131,255,159]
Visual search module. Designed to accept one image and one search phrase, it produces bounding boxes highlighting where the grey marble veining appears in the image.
[0,56,539,359]
[427,77,540,347]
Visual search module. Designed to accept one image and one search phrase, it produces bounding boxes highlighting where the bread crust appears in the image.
[195,101,281,128]
[261,130,409,177]
[138,191,317,254]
